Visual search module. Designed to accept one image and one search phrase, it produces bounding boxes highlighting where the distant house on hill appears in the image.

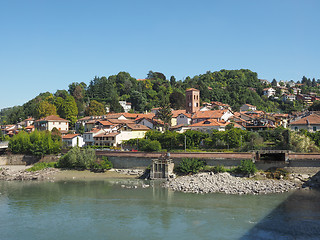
[34,115,69,134]
[62,134,84,147]
[263,88,276,98]
[290,113,320,132]
[240,104,256,112]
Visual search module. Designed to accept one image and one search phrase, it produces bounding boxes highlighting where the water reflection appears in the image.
[241,189,320,239]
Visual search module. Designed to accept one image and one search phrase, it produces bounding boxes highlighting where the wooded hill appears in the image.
[0,69,318,125]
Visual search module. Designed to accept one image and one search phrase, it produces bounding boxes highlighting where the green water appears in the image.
[0,179,319,240]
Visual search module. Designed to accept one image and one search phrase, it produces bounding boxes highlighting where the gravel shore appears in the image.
[165,172,302,195]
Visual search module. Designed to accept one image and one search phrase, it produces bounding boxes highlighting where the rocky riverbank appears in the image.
[165,172,303,195]
[0,166,60,181]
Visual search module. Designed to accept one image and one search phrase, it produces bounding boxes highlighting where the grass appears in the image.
[26,162,57,172]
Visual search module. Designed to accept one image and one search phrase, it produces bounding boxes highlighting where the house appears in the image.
[34,115,69,134]
[290,113,320,132]
[188,119,229,132]
[119,101,132,113]
[191,110,233,124]
[76,116,103,132]
[296,94,313,105]
[240,104,256,112]
[62,134,85,147]
[93,123,149,147]
[136,117,164,131]
[171,110,190,126]
[176,112,192,126]
[83,128,105,146]
[263,88,276,97]
[282,94,296,102]
[170,124,191,133]
[292,87,301,95]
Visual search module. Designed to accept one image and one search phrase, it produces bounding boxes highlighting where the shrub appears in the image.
[177,158,206,175]
[58,147,96,169]
[266,168,289,179]
[90,156,113,171]
[235,159,257,176]
[214,164,229,173]
[27,162,57,172]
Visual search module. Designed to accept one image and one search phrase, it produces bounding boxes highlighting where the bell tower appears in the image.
[186,88,200,113]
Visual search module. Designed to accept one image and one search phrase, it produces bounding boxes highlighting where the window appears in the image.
[295,127,298,131]
[313,126,317,132]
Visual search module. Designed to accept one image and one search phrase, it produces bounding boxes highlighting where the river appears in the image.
[0,179,319,240]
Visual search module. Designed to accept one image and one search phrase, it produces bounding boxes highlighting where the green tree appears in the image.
[85,100,106,116]
[35,101,57,119]
[156,100,173,130]
[58,95,78,125]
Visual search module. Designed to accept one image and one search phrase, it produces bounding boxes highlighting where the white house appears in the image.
[240,104,257,112]
[34,115,69,134]
[263,88,276,97]
[119,101,132,113]
[62,134,85,147]
[83,128,105,146]
[176,113,192,126]
[282,94,296,102]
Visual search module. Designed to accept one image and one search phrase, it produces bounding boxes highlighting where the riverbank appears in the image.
[164,171,319,195]
[0,165,142,181]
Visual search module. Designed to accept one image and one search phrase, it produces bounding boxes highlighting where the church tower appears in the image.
[186,88,200,113]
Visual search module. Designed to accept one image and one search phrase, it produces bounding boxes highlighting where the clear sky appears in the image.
[0,0,319,110]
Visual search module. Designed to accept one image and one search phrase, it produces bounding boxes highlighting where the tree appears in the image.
[169,90,185,110]
[271,79,277,87]
[156,100,173,130]
[85,100,106,116]
[170,76,176,86]
[58,95,78,125]
[35,101,57,119]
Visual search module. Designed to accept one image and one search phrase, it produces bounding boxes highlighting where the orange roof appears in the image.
[96,120,113,126]
[105,113,125,119]
[62,134,80,139]
[186,88,199,92]
[107,119,135,124]
[25,125,35,129]
[36,115,69,122]
[94,132,120,138]
[135,113,156,121]
[192,110,228,119]
[290,114,320,125]
[125,124,150,131]
[172,110,187,118]
[137,79,147,81]
[189,119,228,127]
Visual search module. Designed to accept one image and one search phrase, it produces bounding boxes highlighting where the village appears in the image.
[1,84,320,150]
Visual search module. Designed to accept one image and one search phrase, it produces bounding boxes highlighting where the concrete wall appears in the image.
[0,154,60,165]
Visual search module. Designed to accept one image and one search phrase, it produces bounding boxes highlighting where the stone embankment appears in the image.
[165,172,301,195]
[0,167,60,181]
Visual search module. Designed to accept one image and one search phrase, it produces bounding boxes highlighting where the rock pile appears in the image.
[165,172,300,195]
[0,167,60,181]
[113,169,144,176]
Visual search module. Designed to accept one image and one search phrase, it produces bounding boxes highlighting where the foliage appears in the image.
[90,156,113,171]
[26,162,57,172]
[8,130,61,156]
[57,147,96,169]
[156,100,173,130]
[177,158,206,174]
[234,159,257,176]
[35,100,57,119]
[85,100,106,116]
[125,138,162,152]
[266,167,289,180]
[289,131,319,152]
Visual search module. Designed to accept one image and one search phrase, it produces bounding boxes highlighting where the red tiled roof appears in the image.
[94,132,120,138]
[96,120,113,126]
[189,119,228,127]
[290,114,320,125]
[186,88,199,92]
[125,124,150,131]
[36,115,69,122]
[192,110,228,119]
[172,110,187,118]
[62,134,80,139]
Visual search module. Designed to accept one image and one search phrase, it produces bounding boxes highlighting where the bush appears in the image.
[90,156,113,172]
[214,164,229,173]
[234,159,257,176]
[58,147,96,169]
[27,162,57,172]
[266,167,289,179]
[177,158,205,175]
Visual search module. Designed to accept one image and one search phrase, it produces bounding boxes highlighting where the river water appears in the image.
[0,179,319,240]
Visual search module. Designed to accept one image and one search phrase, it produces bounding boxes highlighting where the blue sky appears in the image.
[0,0,319,110]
